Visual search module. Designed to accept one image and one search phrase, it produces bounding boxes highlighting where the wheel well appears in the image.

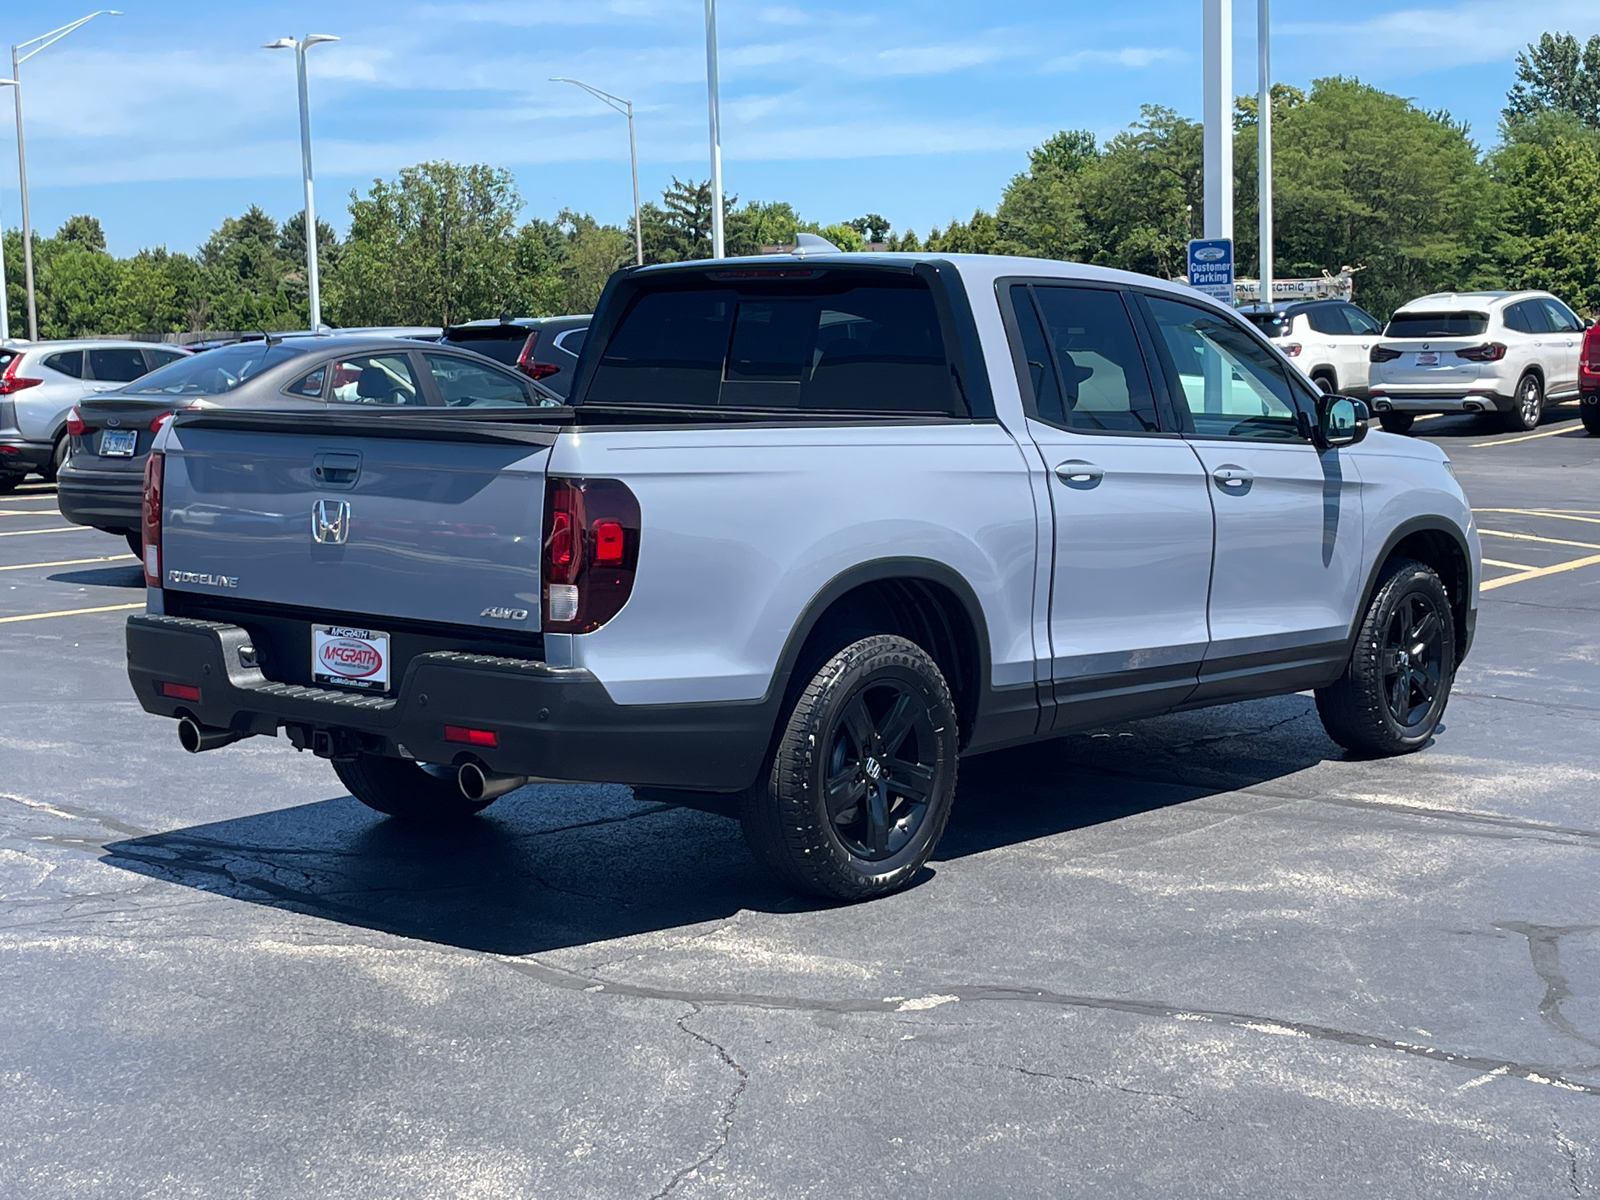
[786,577,982,745]
[1518,364,1544,389]
[1384,529,1471,664]
[1310,366,1338,390]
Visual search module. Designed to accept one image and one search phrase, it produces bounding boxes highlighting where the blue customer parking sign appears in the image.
[1187,238,1234,303]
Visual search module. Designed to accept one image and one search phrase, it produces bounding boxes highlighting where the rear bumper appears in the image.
[0,436,53,476]
[1367,389,1512,414]
[126,613,772,791]
[57,462,143,530]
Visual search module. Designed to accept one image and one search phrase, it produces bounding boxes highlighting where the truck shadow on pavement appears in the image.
[101,696,1332,956]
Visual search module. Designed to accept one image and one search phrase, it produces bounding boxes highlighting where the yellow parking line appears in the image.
[0,525,90,538]
[1482,558,1538,571]
[0,601,143,625]
[1481,552,1600,592]
[0,509,62,519]
[0,554,135,573]
[1479,528,1600,552]
[1468,422,1582,448]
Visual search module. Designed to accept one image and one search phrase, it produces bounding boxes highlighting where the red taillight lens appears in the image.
[160,681,201,701]
[1370,345,1402,363]
[1454,342,1507,362]
[1283,343,1302,357]
[149,410,173,432]
[514,330,562,380]
[444,725,498,748]
[541,477,640,634]
[1585,328,1600,371]
[66,407,86,436]
[0,356,42,394]
[142,451,164,585]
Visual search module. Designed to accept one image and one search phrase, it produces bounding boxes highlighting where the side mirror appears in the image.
[1315,392,1368,449]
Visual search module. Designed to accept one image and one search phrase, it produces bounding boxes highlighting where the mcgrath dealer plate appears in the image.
[98,430,138,457]
[312,624,390,692]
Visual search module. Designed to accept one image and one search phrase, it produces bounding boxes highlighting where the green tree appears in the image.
[1505,32,1600,129]
[328,161,523,327]
[1075,106,1202,277]
[995,129,1097,260]
[1493,130,1600,313]
[552,210,631,313]
[56,214,107,252]
[727,200,801,255]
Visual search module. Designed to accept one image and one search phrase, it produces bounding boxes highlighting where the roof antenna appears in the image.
[262,329,282,347]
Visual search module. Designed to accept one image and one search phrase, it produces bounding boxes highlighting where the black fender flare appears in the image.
[1348,515,1475,662]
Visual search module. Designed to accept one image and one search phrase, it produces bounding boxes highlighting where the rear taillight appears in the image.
[66,407,86,436]
[1454,342,1506,362]
[541,477,640,633]
[1582,327,1600,371]
[1283,343,1302,357]
[515,331,561,380]
[1369,345,1402,362]
[149,410,173,432]
[142,451,164,585]
[0,357,41,394]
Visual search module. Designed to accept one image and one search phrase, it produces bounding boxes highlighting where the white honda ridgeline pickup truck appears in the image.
[127,253,1480,900]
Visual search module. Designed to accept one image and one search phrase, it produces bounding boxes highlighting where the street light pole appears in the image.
[550,78,643,266]
[11,11,121,342]
[0,79,16,343]
[266,35,339,331]
[1257,0,1273,312]
[704,0,725,259]
[1201,0,1233,244]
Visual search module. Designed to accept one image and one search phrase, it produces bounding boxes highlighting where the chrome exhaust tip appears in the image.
[457,761,529,802]
[177,715,250,754]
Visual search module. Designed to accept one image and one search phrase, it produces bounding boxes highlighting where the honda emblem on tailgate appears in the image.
[312,499,351,545]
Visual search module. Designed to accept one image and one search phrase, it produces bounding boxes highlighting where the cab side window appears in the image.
[1009,284,1160,433]
[327,354,423,405]
[1143,295,1305,441]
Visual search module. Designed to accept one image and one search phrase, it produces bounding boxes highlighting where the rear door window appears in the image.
[588,280,957,414]
[1343,306,1383,335]
[1541,297,1583,333]
[44,350,84,378]
[146,348,187,369]
[1011,284,1160,433]
[1385,311,1489,337]
[440,326,530,366]
[88,347,150,382]
[327,354,424,406]
[1306,306,1346,335]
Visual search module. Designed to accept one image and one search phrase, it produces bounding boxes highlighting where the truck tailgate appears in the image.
[159,414,552,632]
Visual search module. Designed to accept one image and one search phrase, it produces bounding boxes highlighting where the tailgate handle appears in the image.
[312,451,362,490]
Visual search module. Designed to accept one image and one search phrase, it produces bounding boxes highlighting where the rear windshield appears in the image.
[440,326,529,366]
[129,342,309,395]
[1243,311,1291,338]
[586,279,957,414]
[1384,311,1488,338]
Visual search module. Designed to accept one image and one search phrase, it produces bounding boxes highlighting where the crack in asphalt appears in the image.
[1496,922,1600,1053]
[1453,690,1600,715]
[1555,1118,1583,1197]
[649,1005,749,1200]
[1,791,150,839]
[500,957,1600,1099]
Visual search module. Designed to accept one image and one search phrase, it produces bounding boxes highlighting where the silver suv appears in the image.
[1367,290,1587,433]
[0,340,189,490]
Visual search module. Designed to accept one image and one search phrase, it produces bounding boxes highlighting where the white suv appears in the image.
[1242,299,1384,399]
[0,340,190,490]
[1367,290,1586,433]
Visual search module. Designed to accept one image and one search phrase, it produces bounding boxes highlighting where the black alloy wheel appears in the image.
[1506,373,1544,432]
[823,679,939,862]
[1379,591,1447,730]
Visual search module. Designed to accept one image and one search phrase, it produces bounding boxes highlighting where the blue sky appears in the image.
[2,0,1597,256]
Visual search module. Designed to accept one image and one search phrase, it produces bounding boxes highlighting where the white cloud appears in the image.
[1278,0,1600,70]
[1043,46,1185,72]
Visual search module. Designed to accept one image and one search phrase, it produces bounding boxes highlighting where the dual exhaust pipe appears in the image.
[176,717,526,802]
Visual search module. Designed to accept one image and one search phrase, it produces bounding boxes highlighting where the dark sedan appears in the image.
[440,315,589,397]
[57,335,560,555]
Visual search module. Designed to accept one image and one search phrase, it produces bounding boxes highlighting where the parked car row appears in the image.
[1245,289,1597,435]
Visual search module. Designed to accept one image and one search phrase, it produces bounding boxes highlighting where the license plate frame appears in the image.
[311,624,391,692]
[1414,352,1439,366]
[98,429,138,457]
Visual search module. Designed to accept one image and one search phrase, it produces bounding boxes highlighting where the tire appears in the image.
[1311,372,1338,396]
[124,531,143,560]
[1316,559,1456,756]
[740,634,959,902]
[43,434,68,483]
[1377,412,1415,435]
[0,474,21,495]
[1504,373,1544,432]
[1582,395,1600,436]
[333,753,495,822]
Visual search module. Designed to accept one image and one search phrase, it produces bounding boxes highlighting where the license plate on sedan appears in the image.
[1415,352,1439,366]
[312,625,391,691]
[98,430,138,457]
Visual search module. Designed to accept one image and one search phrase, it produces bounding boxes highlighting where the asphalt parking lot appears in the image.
[2,408,1598,1198]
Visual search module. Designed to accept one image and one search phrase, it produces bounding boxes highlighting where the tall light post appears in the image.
[265,34,340,331]
[551,78,643,266]
[704,0,725,259]
[0,80,16,343]
[1256,0,1273,311]
[1201,0,1233,244]
[12,10,122,342]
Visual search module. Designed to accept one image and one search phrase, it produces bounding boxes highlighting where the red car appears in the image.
[1582,321,1600,433]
